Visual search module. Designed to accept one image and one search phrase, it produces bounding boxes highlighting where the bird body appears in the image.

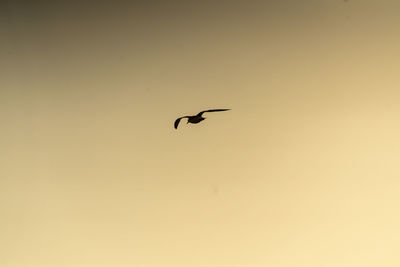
[174,109,230,129]
[188,116,205,124]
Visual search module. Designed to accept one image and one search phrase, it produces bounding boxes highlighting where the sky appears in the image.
[1,1,400,266]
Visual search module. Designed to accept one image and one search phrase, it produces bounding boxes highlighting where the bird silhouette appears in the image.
[174,109,230,129]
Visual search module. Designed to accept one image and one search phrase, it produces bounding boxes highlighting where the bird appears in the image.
[174,109,230,129]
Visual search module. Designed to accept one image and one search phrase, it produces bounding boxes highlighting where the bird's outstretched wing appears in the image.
[197,109,230,116]
[174,117,188,129]
[174,117,182,129]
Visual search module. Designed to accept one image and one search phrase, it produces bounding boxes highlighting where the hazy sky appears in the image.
[1,1,400,266]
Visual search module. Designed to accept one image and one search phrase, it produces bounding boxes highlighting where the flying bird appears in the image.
[174,109,230,129]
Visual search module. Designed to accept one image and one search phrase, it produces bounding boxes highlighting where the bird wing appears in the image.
[174,116,189,129]
[197,109,230,116]
[174,117,182,129]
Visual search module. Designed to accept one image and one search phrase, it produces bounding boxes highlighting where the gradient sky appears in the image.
[1,1,400,266]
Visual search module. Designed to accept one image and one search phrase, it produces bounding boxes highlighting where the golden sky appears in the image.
[1,1,400,266]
